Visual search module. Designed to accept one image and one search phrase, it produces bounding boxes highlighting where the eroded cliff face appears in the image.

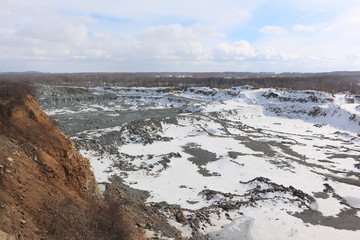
[0,95,142,240]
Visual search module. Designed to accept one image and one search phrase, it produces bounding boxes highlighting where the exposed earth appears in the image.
[37,84,360,239]
[0,93,184,240]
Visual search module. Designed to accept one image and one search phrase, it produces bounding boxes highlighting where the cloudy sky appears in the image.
[1,0,360,72]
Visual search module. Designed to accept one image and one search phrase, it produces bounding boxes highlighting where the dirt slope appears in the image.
[0,95,144,239]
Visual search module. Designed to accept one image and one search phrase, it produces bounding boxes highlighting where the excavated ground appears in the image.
[37,85,360,239]
[0,93,184,240]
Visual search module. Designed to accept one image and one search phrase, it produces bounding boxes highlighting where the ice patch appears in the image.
[208,217,253,240]
[344,196,360,208]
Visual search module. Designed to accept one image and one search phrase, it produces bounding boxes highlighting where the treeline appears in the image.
[0,72,359,94]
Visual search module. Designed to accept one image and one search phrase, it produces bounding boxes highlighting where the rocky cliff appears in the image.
[0,95,144,239]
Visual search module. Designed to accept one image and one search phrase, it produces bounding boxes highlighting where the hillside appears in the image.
[0,92,146,239]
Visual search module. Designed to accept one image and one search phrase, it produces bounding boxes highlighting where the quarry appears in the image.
[37,84,360,239]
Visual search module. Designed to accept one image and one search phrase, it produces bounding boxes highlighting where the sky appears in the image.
[1,0,360,73]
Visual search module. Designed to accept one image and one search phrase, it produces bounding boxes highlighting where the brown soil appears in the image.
[0,95,147,239]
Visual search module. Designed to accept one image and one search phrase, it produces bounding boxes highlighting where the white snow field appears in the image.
[46,86,360,239]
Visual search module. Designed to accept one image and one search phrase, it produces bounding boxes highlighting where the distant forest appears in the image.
[1,71,360,94]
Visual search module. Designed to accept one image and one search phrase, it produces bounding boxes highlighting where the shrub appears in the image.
[0,81,36,119]
[0,80,36,106]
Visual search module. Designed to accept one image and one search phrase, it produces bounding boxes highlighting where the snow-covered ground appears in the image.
[44,86,360,239]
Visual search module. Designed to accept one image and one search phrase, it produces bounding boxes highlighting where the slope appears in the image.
[0,93,143,239]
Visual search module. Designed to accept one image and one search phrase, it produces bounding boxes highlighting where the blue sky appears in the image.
[1,0,360,72]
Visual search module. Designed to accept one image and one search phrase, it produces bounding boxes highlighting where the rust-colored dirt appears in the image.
[0,95,144,240]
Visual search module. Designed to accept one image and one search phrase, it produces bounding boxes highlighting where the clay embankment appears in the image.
[0,91,145,239]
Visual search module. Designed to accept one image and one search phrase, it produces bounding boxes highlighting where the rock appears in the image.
[175,210,187,224]
[136,222,145,228]
[323,183,335,194]
[263,92,279,99]
[225,213,232,221]
[219,202,231,211]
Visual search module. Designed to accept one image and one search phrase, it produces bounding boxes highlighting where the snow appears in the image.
[243,205,360,240]
[315,197,346,216]
[66,86,360,239]
[208,216,253,240]
[80,150,121,183]
[344,196,360,209]
[98,183,106,194]
[167,219,193,238]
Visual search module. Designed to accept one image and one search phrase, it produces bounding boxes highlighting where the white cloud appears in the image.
[213,41,255,60]
[255,48,287,60]
[259,25,286,35]
[251,4,360,71]
[1,0,360,72]
[24,0,261,29]
[293,24,315,33]
[288,0,360,11]
[129,24,220,61]
[135,24,224,42]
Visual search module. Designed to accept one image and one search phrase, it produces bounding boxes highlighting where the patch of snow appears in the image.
[208,216,253,240]
[167,219,192,238]
[80,150,121,183]
[344,196,360,209]
[315,197,345,216]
